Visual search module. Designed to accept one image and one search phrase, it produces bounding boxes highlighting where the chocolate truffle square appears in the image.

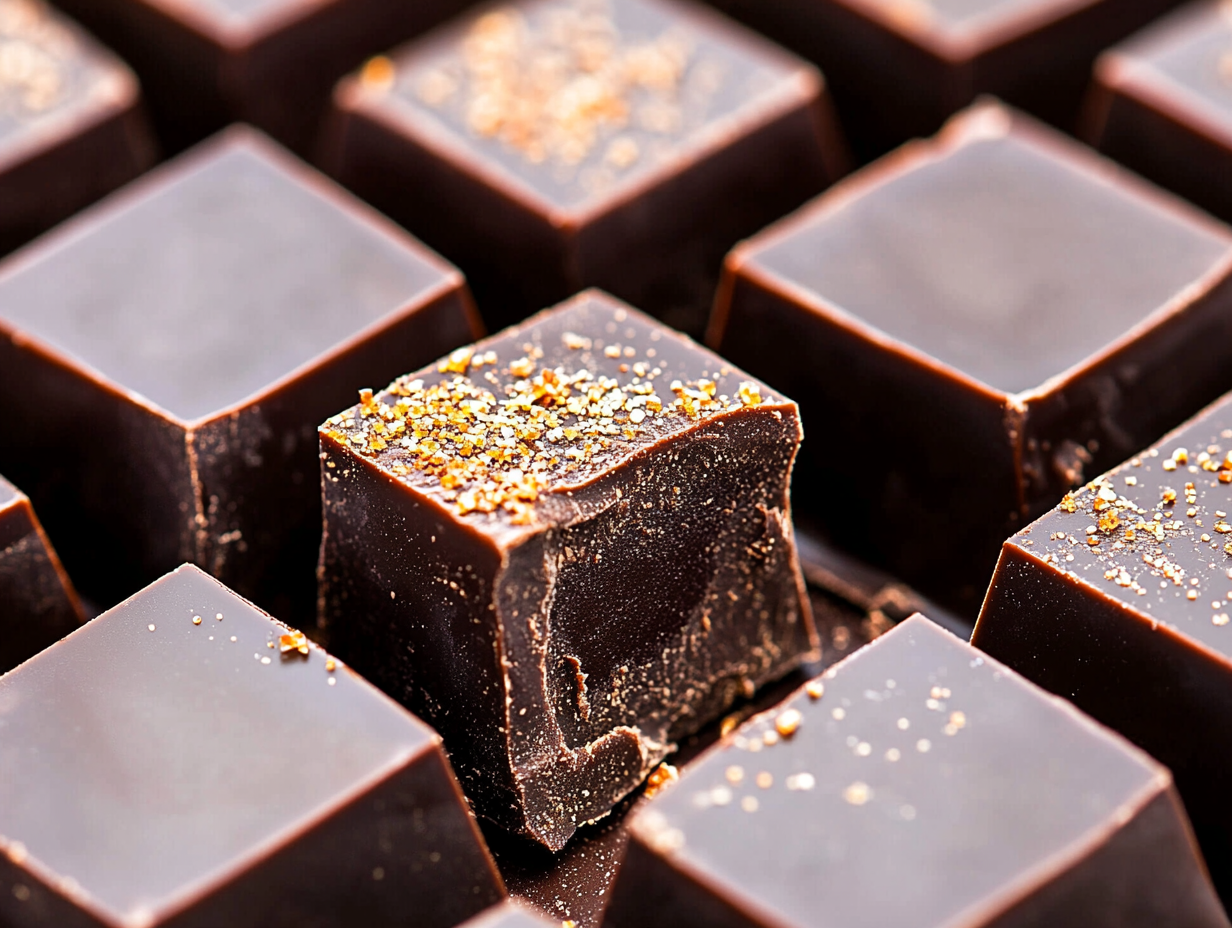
[705,0,1183,154]
[710,100,1232,612]
[324,0,846,334]
[0,126,479,616]
[607,616,1229,928]
[0,0,155,255]
[0,564,505,928]
[319,289,817,850]
[1086,1,1232,225]
[0,472,81,673]
[974,389,1232,895]
[50,0,478,153]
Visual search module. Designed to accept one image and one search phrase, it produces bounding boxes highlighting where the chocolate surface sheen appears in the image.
[607,616,1228,928]
[0,564,504,928]
[975,389,1232,900]
[319,289,816,850]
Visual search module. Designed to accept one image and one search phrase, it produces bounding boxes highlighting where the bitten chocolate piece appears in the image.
[704,0,1183,155]
[974,390,1232,897]
[0,473,81,672]
[50,0,477,154]
[0,126,478,618]
[607,616,1229,928]
[711,100,1232,614]
[0,0,154,255]
[324,0,845,334]
[319,289,816,850]
[1085,1,1232,225]
[0,564,504,928]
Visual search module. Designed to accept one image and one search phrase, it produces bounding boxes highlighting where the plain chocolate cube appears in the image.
[0,126,479,618]
[319,289,816,850]
[607,616,1228,928]
[0,564,504,928]
[975,389,1232,899]
[710,99,1232,613]
[0,472,82,672]
[323,0,846,334]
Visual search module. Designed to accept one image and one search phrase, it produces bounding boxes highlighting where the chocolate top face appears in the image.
[377,0,811,209]
[745,107,1232,395]
[1013,393,1232,657]
[1114,3,1232,126]
[322,289,789,533]
[0,0,134,157]
[0,564,432,924]
[0,131,453,422]
[854,0,1070,35]
[632,616,1163,928]
[460,901,559,928]
[0,472,16,506]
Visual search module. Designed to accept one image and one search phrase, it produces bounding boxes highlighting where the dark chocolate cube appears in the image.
[323,0,846,334]
[0,0,155,254]
[704,0,1184,155]
[0,564,504,928]
[974,389,1232,898]
[710,100,1232,612]
[319,289,816,850]
[49,0,478,153]
[0,126,478,617]
[1086,1,1232,225]
[607,616,1228,928]
[0,472,81,672]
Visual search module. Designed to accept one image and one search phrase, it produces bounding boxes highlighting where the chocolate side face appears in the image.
[0,565,502,926]
[607,616,1227,928]
[321,290,815,849]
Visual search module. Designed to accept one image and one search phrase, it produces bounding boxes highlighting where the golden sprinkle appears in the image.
[842,781,872,806]
[775,708,803,738]
[192,615,202,625]
[325,658,337,672]
[279,631,310,656]
[725,765,744,785]
[738,382,762,407]
[643,762,678,798]
[740,795,759,813]
[720,714,740,737]
[360,55,396,90]
[147,624,155,632]
[756,771,773,789]
[805,680,825,700]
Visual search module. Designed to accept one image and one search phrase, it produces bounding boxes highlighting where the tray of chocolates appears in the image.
[2,0,1232,925]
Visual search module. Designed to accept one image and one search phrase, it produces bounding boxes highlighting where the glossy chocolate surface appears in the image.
[711,100,1232,613]
[1087,2,1232,224]
[704,0,1184,156]
[607,616,1228,928]
[0,127,477,615]
[459,900,559,928]
[974,390,1232,898]
[51,0,477,153]
[0,0,154,255]
[319,289,816,850]
[326,0,843,333]
[0,473,82,673]
[0,565,504,928]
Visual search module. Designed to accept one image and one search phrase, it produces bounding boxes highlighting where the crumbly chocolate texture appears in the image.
[974,390,1232,899]
[1086,3,1232,227]
[711,100,1232,615]
[0,564,504,928]
[319,289,816,850]
[607,615,1229,928]
[324,0,844,333]
[0,0,154,255]
[0,473,82,672]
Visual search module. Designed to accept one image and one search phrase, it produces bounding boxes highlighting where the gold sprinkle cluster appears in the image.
[1048,436,1232,607]
[0,0,72,116]
[412,0,719,175]
[324,337,765,525]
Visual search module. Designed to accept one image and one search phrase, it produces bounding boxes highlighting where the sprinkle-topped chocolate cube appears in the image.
[1086,1,1232,225]
[0,127,478,616]
[0,0,154,254]
[606,616,1229,928]
[319,289,816,850]
[710,100,1232,612]
[0,472,81,672]
[0,564,504,928]
[974,389,1232,896]
[324,0,845,332]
